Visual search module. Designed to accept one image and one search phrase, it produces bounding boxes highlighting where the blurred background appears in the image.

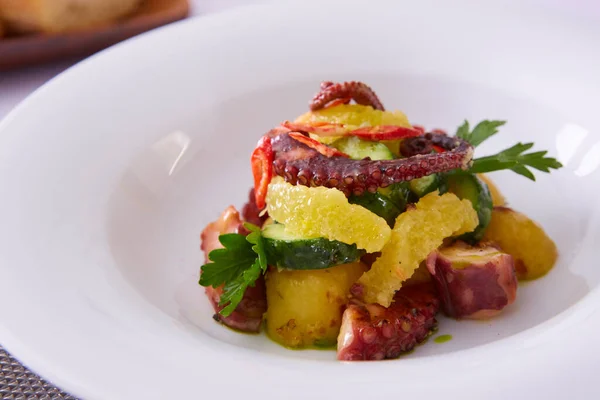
[1,0,599,122]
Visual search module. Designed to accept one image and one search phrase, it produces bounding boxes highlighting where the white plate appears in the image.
[1,1,599,399]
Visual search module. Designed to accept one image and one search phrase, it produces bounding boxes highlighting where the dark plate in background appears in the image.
[0,0,190,71]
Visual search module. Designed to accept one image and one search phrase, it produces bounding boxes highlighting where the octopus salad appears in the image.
[199,81,562,361]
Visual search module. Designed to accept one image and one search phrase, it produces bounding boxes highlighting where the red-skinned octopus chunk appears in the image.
[200,206,267,332]
[337,283,440,361]
[426,241,518,320]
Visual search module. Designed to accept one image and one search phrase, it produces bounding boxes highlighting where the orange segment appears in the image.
[265,177,391,253]
[358,191,479,306]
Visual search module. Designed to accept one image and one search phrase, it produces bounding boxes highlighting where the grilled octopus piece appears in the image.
[337,283,440,361]
[200,206,267,332]
[270,131,474,197]
[426,241,518,319]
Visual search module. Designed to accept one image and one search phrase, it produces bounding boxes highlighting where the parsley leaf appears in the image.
[455,120,563,180]
[199,233,255,288]
[470,142,563,180]
[219,258,263,316]
[456,120,506,147]
[199,223,267,317]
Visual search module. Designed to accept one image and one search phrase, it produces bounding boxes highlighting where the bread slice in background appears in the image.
[0,0,143,34]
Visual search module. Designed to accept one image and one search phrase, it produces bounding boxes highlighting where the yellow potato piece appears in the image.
[266,177,391,253]
[483,207,558,280]
[266,262,368,348]
[358,191,479,306]
[478,174,506,207]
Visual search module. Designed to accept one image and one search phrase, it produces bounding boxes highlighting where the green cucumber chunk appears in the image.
[349,191,401,227]
[351,182,413,227]
[262,224,365,270]
[384,182,413,210]
[331,136,394,160]
[332,136,401,224]
[409,174,446,198]
[445,172,493,243]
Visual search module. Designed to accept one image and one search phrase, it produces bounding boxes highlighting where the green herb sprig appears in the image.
[456,120,506,147]
[458,120,563,180]
[199,223,267,316]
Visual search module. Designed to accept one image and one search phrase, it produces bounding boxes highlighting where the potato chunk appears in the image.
[265,262,367,348]
[483,207,558,280]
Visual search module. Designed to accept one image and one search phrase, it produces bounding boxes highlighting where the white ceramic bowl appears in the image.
[1,1,599,398]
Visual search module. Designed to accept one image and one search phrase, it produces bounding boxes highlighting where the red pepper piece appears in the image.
[412,124,426,134]
[282,122,422,141]
[251,135,273,210]
[281,121,348,137]
[349,125,422,141]
[288,132,349,158]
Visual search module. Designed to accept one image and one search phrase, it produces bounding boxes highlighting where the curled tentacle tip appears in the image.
[310,81,385,112]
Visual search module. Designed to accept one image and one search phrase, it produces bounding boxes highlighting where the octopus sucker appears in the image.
[309,81,386,111]
[353,187,365,196]
[297,171,309,186]
[312,172,325,186]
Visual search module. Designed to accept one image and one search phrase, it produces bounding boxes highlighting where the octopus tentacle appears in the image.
[309,81,385,111]
[271,132,474,195]
[337,283,440,361]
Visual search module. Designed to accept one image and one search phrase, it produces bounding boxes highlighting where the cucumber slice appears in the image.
[382,182,412,210]
[409,174,446,198]
[331,136,394,160]
[262,224,365,270]
[349,191,402,227]
[445,173,493,243]
[350,182,413,227]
